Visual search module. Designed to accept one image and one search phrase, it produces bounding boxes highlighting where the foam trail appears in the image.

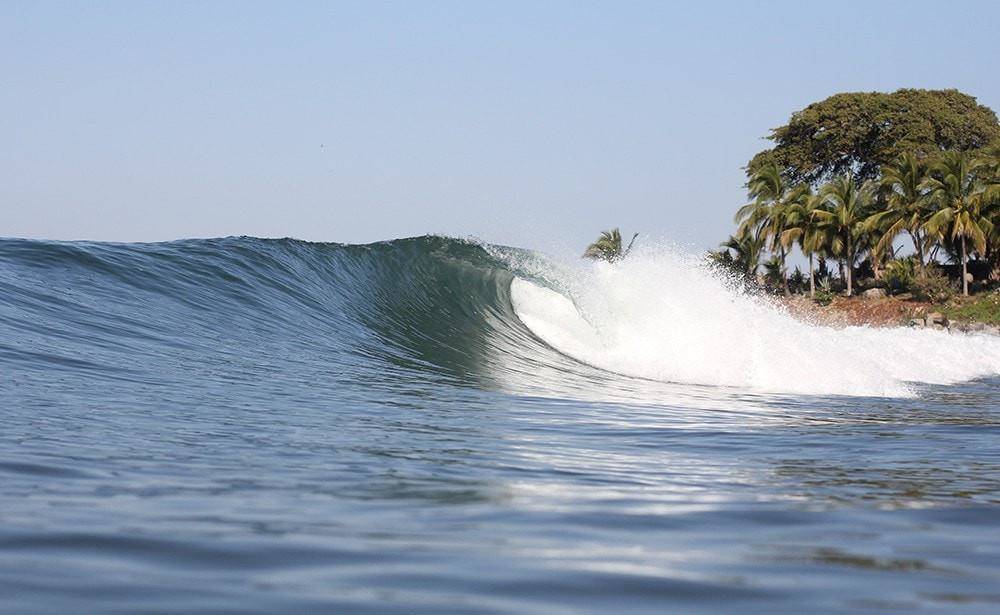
[509,243,1000,397]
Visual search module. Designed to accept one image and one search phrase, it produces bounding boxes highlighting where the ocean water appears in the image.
[2,235,1000,613]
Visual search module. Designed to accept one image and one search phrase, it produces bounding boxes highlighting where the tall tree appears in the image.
[980,144,1000,280]
[735,162,804,295]
[865,152,930,275]
[921,151,996,296]
[814,175,876,296]
[747,89,1000,185]
[781,191,826,298]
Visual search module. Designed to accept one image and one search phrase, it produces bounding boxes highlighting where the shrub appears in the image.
[814,278,835,306]
[884,258,916,295]
[789,267,807,294]
[762,256,785,293]
[912,265,955,303]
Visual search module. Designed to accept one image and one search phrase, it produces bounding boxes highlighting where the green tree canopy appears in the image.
[748,89,1000,186]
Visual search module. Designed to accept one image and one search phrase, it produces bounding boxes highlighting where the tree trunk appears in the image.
[962,235,969,297]
[780,247,790,297]
[846,234,853,297]
[910,231,925,276]
[809,253,815,298]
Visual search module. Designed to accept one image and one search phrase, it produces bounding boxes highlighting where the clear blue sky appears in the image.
[4,1,1000,252]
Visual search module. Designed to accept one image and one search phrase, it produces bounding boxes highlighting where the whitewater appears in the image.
[3,234,1000,613]
[505,242,1000,397]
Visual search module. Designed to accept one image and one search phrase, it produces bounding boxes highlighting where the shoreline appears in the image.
[776,292,1000,334]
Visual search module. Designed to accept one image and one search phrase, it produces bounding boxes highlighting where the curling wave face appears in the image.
[2,235,999,402]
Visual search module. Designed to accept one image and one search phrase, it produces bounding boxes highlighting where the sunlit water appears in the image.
[2,236,999,612]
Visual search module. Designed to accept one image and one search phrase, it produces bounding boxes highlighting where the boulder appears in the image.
[908,318,925,328]
[925,312,945,327]
[862,288,886,300]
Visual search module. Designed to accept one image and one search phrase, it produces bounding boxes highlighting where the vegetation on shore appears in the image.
[584,229,638,262]
[940,291,1000,326]
[710,89,1000,326]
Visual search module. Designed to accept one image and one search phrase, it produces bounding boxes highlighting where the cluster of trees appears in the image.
[713,89,1000,299]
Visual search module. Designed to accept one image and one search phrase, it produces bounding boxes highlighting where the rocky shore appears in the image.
[777,292,1000,335]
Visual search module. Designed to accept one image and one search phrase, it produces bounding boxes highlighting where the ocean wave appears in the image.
[2,235,999,400]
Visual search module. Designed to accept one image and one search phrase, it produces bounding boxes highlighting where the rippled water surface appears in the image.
[2,236,1000,613]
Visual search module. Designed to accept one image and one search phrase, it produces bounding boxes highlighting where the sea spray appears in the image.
[507,241,1000,397]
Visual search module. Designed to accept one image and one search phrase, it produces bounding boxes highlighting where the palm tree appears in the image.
[583,228,639,262]
[814,174,876,296]
[987,197,1000,281]
[866,152,930,275]
[921,151,996,296]
[861,213,895,281]
[709,233,767,284]
[979,143,1000,177]
[735,162,802,295]
[780,191,826,298]
[979,145,1000,280]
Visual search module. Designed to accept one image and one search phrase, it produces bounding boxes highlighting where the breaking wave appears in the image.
[2,235,998,400]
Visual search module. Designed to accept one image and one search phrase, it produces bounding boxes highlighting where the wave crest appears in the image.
[2,235,999,400]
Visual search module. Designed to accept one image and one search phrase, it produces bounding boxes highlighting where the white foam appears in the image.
[509,244,1000,397]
